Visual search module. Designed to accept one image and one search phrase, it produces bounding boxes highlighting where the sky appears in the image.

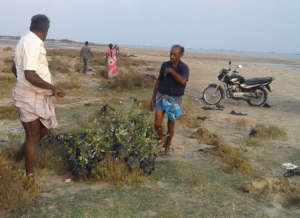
[0,0,299,53]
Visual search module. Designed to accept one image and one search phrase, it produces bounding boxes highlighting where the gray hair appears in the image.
[30,14,50,32]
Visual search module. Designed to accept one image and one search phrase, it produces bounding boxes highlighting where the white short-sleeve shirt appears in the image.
[14,31,52,93]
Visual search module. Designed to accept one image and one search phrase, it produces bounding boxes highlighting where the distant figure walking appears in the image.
[80,41,93,74]
[151,45,189,155]
[106,43,119,78]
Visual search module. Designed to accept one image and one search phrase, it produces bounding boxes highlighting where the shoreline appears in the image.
[1,38,300,69]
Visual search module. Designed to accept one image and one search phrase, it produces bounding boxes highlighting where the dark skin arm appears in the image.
[150,80,161,110]
[164,67,187,86]
[25,70,65,99]
[12,62,17,78]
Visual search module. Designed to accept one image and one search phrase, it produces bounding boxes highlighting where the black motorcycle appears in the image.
[202,61,273,107]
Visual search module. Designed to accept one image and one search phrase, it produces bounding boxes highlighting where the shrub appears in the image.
[63,107,159,181]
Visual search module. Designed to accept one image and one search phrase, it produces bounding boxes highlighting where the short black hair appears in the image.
[109,43,113,49]
[30,14,50,32]
[85,41,89,45]
[172,44,184,54]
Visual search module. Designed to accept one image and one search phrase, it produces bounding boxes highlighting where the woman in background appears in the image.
[106,43,119,78]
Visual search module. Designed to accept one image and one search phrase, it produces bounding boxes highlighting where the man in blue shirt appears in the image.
[151,45,189,154]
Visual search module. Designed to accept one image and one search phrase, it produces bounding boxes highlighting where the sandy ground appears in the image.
[1,41,300,217]
[1,41,300,169]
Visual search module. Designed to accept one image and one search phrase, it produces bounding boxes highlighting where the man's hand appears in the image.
[52,87,66,101]
[150,98,156,111]
[164,68,173,77]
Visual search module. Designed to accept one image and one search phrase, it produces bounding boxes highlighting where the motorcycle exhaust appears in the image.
[233,92,256,98]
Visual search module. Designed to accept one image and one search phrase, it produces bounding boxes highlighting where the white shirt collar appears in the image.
[29,31,44,44]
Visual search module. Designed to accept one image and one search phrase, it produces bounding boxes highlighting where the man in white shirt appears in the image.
[12,14,65,176]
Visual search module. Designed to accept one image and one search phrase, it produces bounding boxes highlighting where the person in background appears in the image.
[150,45,189,155]
[80,41,93,74]
[114,44,120,57]
[12,14,66,176]
[106,43,119,78]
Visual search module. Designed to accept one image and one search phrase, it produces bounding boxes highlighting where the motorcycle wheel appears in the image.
[247,87,267,107]
[202,85,223,105]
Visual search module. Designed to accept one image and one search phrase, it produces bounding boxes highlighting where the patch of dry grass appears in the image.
[3,47,13,51]
[242,177,300,207]
[243,137,262,147]
[91,154,148,187]
[178,115,203,128]
[118,57,147,68]
[0,75,16,83]
[213,143,261,177]
[0,105,19,120]
[188,172,205,186]
[55,77,81,90]
[192,127,260,177]
[250,124,287,140]
[108,72,155,91]
[0,75,15,98]
[3,57,13,65]
[48,58,70,74]
[234,118,249,130]
[89,52,106,66]
[191,127,223,145]
[0,149,40,212]
[36,142,68,175]
[47,49,79,58]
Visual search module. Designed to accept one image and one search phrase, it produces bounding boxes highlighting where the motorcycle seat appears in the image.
[245,77,272,85]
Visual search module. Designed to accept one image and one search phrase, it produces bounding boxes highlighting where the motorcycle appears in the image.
[202,61,273,107]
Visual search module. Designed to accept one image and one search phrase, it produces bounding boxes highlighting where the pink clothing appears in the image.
[13,81,57,129]
[106,48,119,78]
